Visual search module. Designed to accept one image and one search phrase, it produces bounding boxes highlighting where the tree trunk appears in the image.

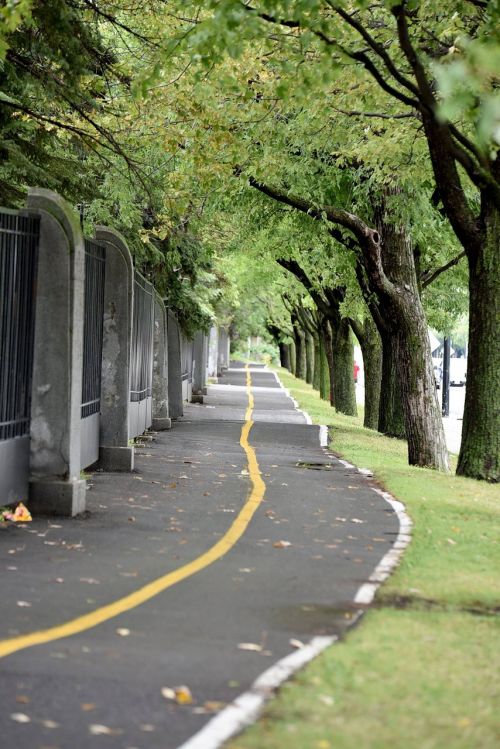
[305,332,315,385]
[351,316,382,430]
[279,341,290,370]
[293,326,306,380]
[378,330,406,438]
[289,341,296,376]
[320,318,335,406]
[371,210,449,471]
[313,334,321,391]
[457,202,500,481]
[318,334,330,401]
[330,316,357,416]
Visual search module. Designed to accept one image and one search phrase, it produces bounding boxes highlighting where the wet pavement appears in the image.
[0,364,399,749]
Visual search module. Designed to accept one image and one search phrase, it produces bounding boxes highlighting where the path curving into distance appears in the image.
[0,363,407,749]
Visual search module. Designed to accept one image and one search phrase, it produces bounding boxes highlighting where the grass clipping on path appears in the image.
[229,368,500,749]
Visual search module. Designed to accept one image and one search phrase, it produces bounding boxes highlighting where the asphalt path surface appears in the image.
[0,365,399,749]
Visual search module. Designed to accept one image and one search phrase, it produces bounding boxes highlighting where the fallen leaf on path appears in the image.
[273,540,291,548]
[139,724,155,732]
[89,724,122,736]
[116,628,130,637]
[351,518,365,524]
[161,685,193,705]
[240,469,249,476]
[168,483,177,489]
[11,713,30,723]
[15,696,30,704]
[81,704,96,712]
[41,719,59,729]
[79,578,100,584]
[128,517,136,522]
[289,639,304,649]
[178,475,189,480]
[198,701,226,714]
[238,642,263,652]
[17,601,31,607]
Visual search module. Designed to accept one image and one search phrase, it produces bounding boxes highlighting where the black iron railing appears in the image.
[130,272,154,403]
[81,239,106,419]
[0,210,39,441]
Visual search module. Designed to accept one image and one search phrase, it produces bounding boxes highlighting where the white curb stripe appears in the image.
[176,636,338,749]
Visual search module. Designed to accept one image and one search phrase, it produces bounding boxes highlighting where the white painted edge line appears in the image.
[177,371,412,749]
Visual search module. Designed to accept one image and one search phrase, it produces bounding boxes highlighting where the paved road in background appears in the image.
[0,365,399,749]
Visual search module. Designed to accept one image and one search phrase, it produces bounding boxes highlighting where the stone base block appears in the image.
[191,394,204,404]
[153,417,172,431]
[98,445,135,472]
[29,478,87,517]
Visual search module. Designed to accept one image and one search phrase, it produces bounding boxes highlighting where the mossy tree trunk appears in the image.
[329,312,357,416]
[457,202,500,481]
[279,341,290,371]
[288,340,296,376]
[313,334,321,391]
[367,206,448,471]
[305,332,315,385]
[350,316,382,430]
[378,330,406,438]
[292,312,306,381]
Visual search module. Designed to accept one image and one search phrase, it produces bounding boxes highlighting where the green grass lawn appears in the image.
[228,367,500,749]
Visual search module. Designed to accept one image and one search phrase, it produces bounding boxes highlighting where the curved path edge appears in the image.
[177,366,413,749]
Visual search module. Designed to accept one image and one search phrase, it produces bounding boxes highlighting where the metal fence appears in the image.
[129,271,154,438]
[0,209,39,502]
[80,238,106,469]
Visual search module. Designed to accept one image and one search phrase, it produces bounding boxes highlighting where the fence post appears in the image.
[207,327,218,381]
[26,188,86,516]
[191,331,207,403]
[167,310,183,419]
[153,293,171,430]
[217,328,230,375]
[94,227,135,471]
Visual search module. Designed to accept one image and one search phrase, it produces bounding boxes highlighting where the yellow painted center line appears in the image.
[0,364,265,660]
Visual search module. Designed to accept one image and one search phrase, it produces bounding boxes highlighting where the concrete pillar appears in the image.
[217,328,230,375]
[94,226,135,471]
[167,310,183,419]
[207,326,218,380]
[153,293,171,430]
[191,331,207,403]
[26,188,86,516]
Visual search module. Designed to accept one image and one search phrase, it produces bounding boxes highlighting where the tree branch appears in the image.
[421,251,466,289]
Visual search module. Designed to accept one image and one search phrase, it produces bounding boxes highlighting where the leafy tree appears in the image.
[149,0,498,480]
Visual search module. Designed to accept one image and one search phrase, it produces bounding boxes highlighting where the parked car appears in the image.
[450,358,467,386]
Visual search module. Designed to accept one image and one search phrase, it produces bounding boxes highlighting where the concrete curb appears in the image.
[177,368,412,749]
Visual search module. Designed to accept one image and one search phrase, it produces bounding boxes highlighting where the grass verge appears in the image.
[228,367,500,749]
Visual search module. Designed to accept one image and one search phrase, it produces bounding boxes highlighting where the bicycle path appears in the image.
[0,364,401,749]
